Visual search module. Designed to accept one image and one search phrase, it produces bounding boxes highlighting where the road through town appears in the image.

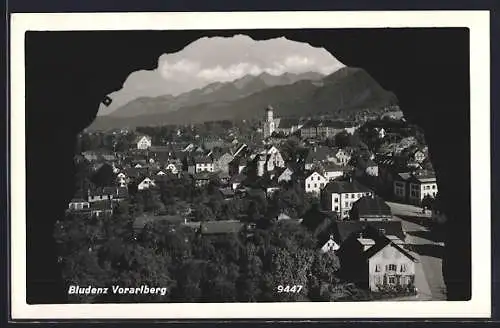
[387,202,447,301]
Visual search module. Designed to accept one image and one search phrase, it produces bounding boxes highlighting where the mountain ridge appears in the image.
[89,67,397,130]
[102,71,325,118]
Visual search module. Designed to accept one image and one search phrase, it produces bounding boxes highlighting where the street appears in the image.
[386,202,447,301]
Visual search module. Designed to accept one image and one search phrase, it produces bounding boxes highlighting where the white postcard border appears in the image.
[10,11,491,319]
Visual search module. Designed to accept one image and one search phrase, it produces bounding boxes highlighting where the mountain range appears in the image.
[88,67,397,130]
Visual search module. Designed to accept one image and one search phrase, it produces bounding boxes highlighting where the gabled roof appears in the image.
[408,170,436,183]
[323,180,372,194]
[305,146,332,163]
[134,135,151,143]
[189,155,213,165]
[333,220,406,244]
[352,195,392,217]
[363,236,417,262]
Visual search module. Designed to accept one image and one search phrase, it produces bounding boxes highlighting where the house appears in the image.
[408,147,426,163]
[323,163,352,181]
[114,186,129,202]
[321,179,373,219]
[355,158,379,177]
[338,234,417,292]
[304,146,333,170]
[198,220,245,236]
[305,171,327,195]
[277,167,294,183]
[138,177,155,190]
[350,195,393,221]
[333,148,352,166]
[407,170,438,205]
[89,199,114,218]
[262,106,303,138]
[213,152,234,173]
[320,235,341,253]
[392,171,412,202]
[393,170,438,205]
[229,157,248,176]
[331,220,406,247]
[135,135,152,150]
[187,155,214,174]
[165,162,179,174]
[193,171,212,188]
[156,170,167,176]
[274,118,304,136]
[300,120,346,139]
[265,145,286,170]
[68,198,90,211]
[87,187,115,203]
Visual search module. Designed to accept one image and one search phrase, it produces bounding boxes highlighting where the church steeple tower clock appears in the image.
[264,105,275,138]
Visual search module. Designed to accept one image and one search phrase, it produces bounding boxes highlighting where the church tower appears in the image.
[263,105,275,138]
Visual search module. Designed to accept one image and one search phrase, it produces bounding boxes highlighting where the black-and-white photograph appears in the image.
[10,11,490,319]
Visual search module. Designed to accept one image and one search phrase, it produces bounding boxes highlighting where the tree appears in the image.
[334,130,351,148]
[193,203,214,222]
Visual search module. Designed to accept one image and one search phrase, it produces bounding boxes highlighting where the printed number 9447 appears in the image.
[277,285,303,293]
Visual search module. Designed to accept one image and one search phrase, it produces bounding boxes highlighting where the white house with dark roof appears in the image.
[408,170,438,205]
[323,163,352,181]
[333,148,352,166]
[138,177,155,190]
[165,162,179,174]
[305,171,327,195]
[135,135,152,150]
[393,170,438,205]
[187,155,214,174]
[321,179,373,219]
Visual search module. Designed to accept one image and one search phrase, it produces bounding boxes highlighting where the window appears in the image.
[400,264,407,272]
[307,184,311,189]
[388,276,396,284]
[320,183,324,188]
[314,183,317,188]
[351,194,355,199]
[432,185,436,189]
[345,202,349,207]
[375,264,381,272]
[334,198,339,203]
[334,206,339,211]
[386,264,397,271]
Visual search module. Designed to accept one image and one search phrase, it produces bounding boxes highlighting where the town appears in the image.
[58,104,446,302]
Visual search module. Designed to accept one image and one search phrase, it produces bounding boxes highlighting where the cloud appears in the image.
[98,34,344,115]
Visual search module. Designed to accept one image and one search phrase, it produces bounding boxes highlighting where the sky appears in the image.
[98,34,344,115]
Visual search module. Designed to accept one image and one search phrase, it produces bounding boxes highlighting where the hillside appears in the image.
[104,71,324,118]
[88,67,397,130]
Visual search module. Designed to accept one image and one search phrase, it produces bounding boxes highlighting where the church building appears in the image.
[262,105,302,138]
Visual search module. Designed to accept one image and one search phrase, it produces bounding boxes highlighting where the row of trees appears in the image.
[55,201,370,303]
